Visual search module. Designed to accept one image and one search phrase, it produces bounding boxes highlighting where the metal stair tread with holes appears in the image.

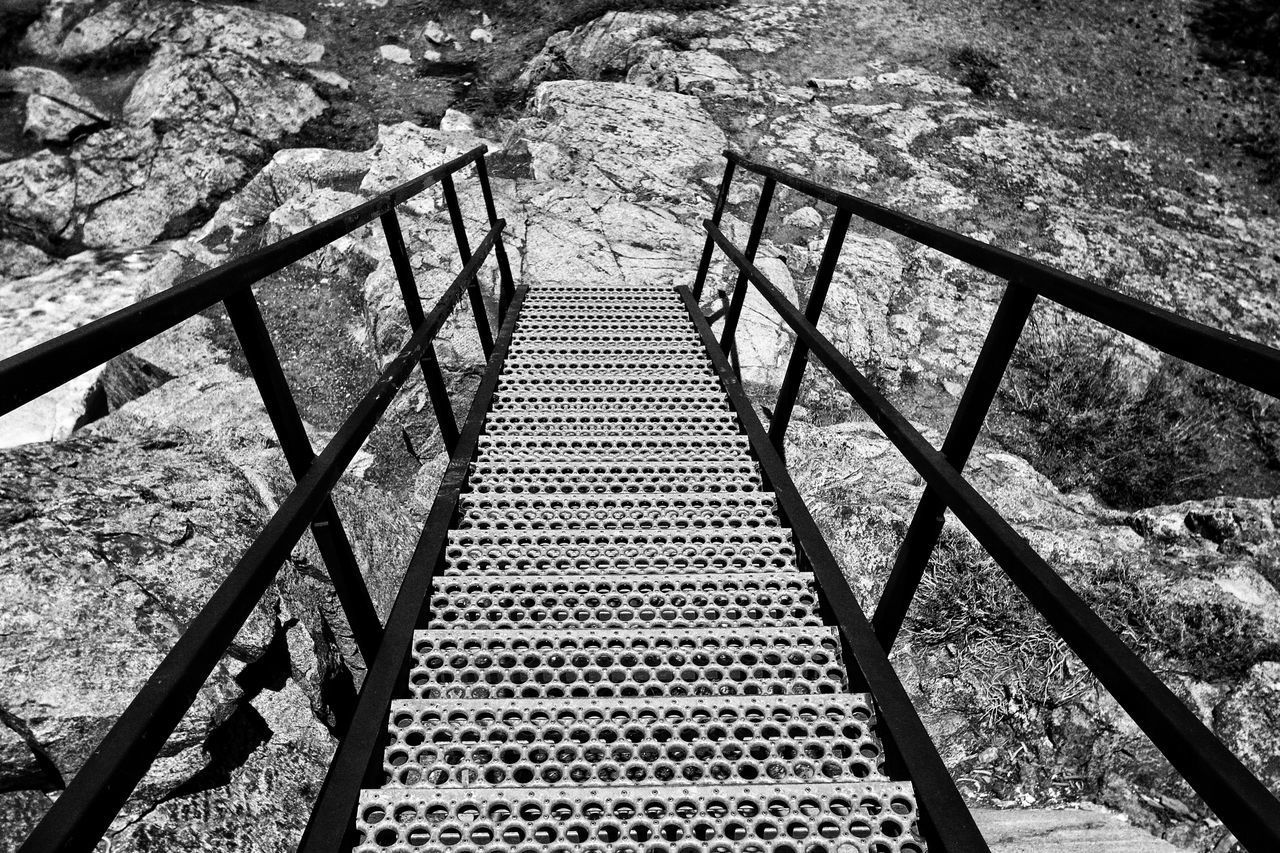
[442,528,801,576]
[379,693,887,788]
[425,572,824,630]
[355,282,927,853]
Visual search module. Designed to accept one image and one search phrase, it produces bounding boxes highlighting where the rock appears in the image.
[518,11,676,91]
[0,149,77,246]
[807,76,875,91]
[422,20,446,43]
[306,67,351,91]
[972,808,1187,852]
[98,677,336,851]
[440,108,476,134]
[360,121,489,196]
[0,243,186,448]
[33,1,323,66]
[627,48,745,95]
[1214,662,1280,794]
[379,44,412,64]
[0,239,53,279]
[82,126,268,248]
[469,27,492,44]
[783,206,823,229]
[0,430,273,803]
[707,253,797,387]
[196,145,372,252]
[510,81,726,201]
[3,2,326,250]
[517,6,808,91]
[125,47,323,141]
[784,416,1280,836]
[1,67,108,143]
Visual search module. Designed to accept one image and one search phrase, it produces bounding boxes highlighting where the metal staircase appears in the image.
[6,145,1280,853]
[351,281,925,853]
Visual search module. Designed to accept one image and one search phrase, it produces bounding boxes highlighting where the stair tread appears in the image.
[354,782,925,853]
[406,626,846,701]
[425,571,822,631]
[380,693,886,789]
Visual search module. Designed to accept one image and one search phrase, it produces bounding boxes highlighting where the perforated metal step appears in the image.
[425,573,822,631]
[489,390,733,410]
[473,435,754,464]
[481,411,742,434]
[466,462,764,495]
[455,493,781,531]
[407,627,846,700]
[443,529,800,576]
[380,694,886,789]
[355,783,925,853]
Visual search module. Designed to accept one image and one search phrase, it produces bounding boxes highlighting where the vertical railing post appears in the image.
[473,154,516,323]
[692,157,737,301]
[221,290,384,665]
[379,208,460,453]
[871,283,1038,651]
[769,208,852,458]
[719,176,776,359]
[440,172,495,358]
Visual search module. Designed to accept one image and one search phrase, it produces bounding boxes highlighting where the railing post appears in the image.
[692,157,737,301]
[871,282,1037,651]
[769,208,852,458]
[222,290,384,665]
[379,209,460,453]
[440,172,495,358]
[719,176,776,357]
[473,154,516,323]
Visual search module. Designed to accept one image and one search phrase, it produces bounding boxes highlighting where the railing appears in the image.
[688,149,1280,852]
[1,144,516,853]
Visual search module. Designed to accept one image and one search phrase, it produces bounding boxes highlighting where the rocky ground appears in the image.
[2,0,1279,851]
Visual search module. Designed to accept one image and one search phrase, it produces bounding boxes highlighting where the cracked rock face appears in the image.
[0,425,354,844]
[0,431,270,803]
[0,1,325,252]
[510,80,727,202]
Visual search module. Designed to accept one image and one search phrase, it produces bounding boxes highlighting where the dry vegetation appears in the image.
[992,330,1280,510]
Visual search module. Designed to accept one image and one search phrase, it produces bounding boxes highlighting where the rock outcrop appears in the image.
[0,427,345,840]
[785,417,1280,848]
[1,1,326,252]
[2,0,1279,850]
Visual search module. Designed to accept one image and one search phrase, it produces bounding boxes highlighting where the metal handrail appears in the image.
[677,285,993,853]
[695,150,1280,852]
[296,283,530,852]
[7,147,516,853]
[0,146,500,416]
[719,150,1280,400]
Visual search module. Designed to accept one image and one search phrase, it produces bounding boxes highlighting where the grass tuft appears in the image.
[949,45,1003,96]
[994,332,1280,509]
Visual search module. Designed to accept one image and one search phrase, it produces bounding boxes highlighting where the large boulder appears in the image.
[509,80,727,202]
[0,430,272,807]
[1,1,325,251]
